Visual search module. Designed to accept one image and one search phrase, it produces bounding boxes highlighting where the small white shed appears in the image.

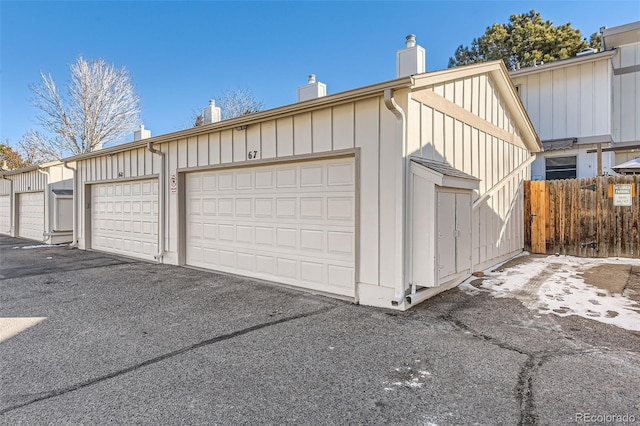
[0,162,74,244]
[63,36,541,310]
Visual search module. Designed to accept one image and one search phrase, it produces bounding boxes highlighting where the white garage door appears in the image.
[0,195,11,234]
[92,179,158,260]
[18,192,44,241]
[186,157,356,297]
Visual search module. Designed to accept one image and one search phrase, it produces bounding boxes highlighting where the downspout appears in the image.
[384,88,409,307]
[147,141,165,262]
[63,161,78,247]
[1,174,12,235]
[37,167,50,242]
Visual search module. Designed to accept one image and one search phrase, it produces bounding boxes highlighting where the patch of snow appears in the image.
[462,255,640,332]
[19,243,67,249]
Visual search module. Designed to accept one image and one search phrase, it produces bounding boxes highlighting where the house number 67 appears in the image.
[248,151,258,159]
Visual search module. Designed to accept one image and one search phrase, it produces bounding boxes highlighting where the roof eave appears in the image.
[63,76,413,163]
[509,50,616,77]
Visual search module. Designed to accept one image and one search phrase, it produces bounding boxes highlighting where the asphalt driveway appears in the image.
[1,235,639,425]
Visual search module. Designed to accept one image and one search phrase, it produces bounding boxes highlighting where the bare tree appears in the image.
[30,56,141,157]
[18,130,60,164]
[217,88,264,121]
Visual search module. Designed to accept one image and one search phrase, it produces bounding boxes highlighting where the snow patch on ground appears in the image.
[12,243,67,250]
[460,254,640,332]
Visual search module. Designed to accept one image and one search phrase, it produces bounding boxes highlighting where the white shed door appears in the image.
[437,191,472,284]
[186,157,356,297]
[437,192,457,280]
[92,180,158,260]
[0,195,11,234]
[18,192,45,241]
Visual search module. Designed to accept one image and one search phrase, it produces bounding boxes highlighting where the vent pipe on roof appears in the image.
[134,124,151,141]
[297,74,327,102]
[203,100,221,124]
[396,34,425,78]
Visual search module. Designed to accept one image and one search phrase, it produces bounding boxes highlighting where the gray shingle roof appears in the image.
[411,157,479,181]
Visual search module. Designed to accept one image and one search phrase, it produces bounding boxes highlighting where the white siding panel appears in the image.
[261,122,277,159]
[294,113,312,155]
[247,126,261,161]
[538,72,553,140]
[188,136,198,167]
[313,109,332,153]
[332,103,355,150]
[221,130,233,163]
[197,134,209,166]
[208,132,221,165]
[565,66,579,137]
[420,105,434,159]
[593,60,610,136]
[233,129,247,162]
[355,97,380,286]
[277,117,294,157]
[552,68,566,138]
[579,63,595,137]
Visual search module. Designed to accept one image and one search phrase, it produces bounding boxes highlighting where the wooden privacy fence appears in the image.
[524,176,640,258]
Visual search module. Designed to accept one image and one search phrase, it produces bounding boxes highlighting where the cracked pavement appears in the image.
[1,235,639,425]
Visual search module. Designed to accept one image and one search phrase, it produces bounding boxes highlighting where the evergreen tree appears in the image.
[449,10,601,70]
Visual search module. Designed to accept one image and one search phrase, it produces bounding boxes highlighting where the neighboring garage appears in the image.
[17,192,45,241]
[63,36,542,310]
[0,162,74,244]
[90,179,159,261]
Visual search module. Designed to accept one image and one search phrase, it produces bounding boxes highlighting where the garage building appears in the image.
[64,36,541,310]
[0,162,74,244]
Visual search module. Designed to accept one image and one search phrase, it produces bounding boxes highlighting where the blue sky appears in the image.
[1,1,639,149]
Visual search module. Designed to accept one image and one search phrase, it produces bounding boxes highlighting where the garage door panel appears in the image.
[186,157,355,297]
[18,192,45,241]
[92,179,157,260]
[0,195,10,234]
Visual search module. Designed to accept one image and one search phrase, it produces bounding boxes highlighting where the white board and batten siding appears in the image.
[75,97,401,296]
[511,58,612,142]
[409,71,532,271]
[510,54,616,179]
[612,44,640,144]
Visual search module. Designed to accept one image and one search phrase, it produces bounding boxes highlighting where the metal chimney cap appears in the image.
[308,74,316,84]
[405,34,416,48]
[209,99,215,106]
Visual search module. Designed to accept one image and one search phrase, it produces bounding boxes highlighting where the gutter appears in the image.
[1,174,13,235]
[146,141,165,262]
[63,161,78,247]
[383,88,408,307]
